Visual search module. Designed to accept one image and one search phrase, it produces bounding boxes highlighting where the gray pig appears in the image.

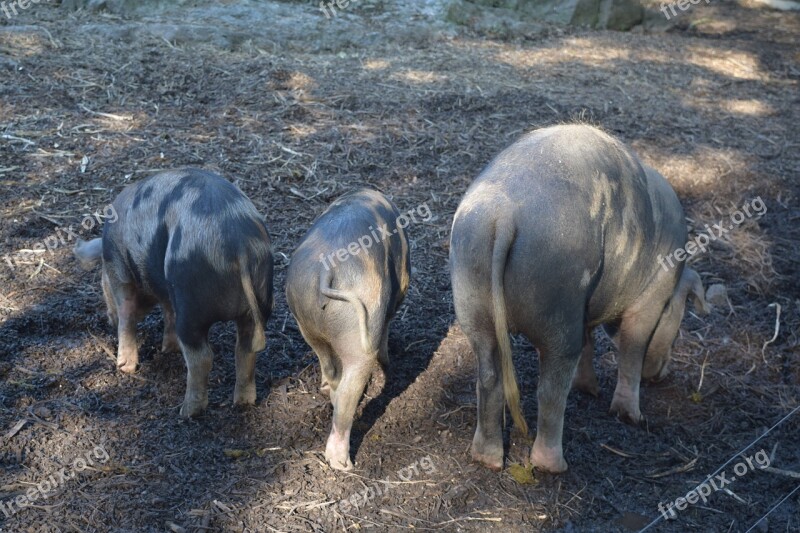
[74,168,274,417]
[450,125,708,473]
[286,189,410,470]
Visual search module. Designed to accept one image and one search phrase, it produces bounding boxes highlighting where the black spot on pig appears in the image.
[132,184,154,211]
[218,213,267,262]
[189,181,245,218]
[387,267,401,317]
[156,172,205,220]
[167,249,250,349]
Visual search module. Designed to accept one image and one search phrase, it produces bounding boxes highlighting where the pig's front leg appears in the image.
[610,301,666,424]
[233,316,258,406]
[571,328,599,396]
[325,341,372,471]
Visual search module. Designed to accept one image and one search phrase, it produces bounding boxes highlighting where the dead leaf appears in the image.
[223,448,251,460]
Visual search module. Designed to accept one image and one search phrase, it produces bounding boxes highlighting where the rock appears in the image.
[705,283,729,308]
[449,0,668,31]
[750,0,800,9]
[446,0,547,39]
[60,0,188,16]
[33,406,52,419]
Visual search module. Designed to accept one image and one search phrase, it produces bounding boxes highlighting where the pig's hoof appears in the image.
[609,400,642,426]
[325,433,354,471]
[233,385,257,406]
[471,436,504,471]
[531,453,568,473]
[325,451,354,471]
[161,336,180,353]
[572,374,600,397]
[180,399,208,417]
[530,443,568,473]
[117,358,138,374]
[471,448,503,471]
[319,380,331,397]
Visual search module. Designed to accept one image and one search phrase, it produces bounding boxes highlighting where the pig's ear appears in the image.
[681,268,710,315]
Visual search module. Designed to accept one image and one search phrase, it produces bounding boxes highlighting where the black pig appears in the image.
[75,169,273,417]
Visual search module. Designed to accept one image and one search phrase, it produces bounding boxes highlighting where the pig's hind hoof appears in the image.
[161,337,180,354]
[117,359,138,374]
[326,452,354,471]
[471,448,503,472]
[180,399,208,418]
[609,401,643,426]
[530,454,568,474]
[233,386,257,407]
[571,375,600,397]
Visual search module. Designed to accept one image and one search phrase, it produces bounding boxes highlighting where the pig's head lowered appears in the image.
[641,267,709,381]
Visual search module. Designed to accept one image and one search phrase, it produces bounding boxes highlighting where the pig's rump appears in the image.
[286,190,407,344]
[102,169,273,339]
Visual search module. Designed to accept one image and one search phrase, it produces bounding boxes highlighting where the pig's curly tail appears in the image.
[319,268,374,357]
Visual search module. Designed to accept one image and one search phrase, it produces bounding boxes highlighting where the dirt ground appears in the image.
[0,0,798,531]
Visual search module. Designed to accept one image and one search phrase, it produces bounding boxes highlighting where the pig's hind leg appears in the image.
[160,300,180,353]
[232,315,258,407]
[571,328,599,396]
[529,320,584,474]
[298,325,338,398]
[453,287,506,471]
[175,322,214,418]
[325,333,372,471]
[466,325,506,472]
